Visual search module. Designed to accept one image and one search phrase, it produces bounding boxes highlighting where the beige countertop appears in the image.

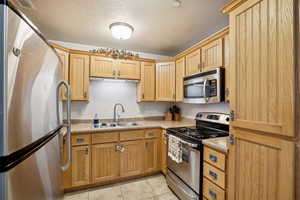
[71,119,195,134]
[202,136,229,153]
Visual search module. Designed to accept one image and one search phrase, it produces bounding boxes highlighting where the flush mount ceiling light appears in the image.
[109,22,134,40]
[173,0,181,8]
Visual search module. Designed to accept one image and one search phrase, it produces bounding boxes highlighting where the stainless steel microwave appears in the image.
[183,67,225,104]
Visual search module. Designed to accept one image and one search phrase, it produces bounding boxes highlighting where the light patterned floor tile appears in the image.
[64,190,89,200]
[120,179,154,200]
[89,185,123,200]
[154,192,179,200]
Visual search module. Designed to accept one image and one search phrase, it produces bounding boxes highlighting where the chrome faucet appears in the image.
[113,103,125,123]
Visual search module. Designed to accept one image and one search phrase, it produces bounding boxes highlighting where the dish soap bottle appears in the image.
[93,114,99,128]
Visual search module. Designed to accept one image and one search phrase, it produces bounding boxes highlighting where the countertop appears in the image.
[71,119,195,134]
[202,136,229,153]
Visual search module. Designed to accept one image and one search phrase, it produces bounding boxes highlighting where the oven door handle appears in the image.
[166,132,198,148]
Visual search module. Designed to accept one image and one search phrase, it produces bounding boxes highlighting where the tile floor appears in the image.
[64,174,179,200]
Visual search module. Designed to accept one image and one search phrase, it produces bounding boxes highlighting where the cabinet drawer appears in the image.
[145,129,160,138]
[204,146,226,170]
[72,134,90,146]
[203,178,225,200]
[120,130,144,141]
[203,162,225,189]
[92,132,119,144]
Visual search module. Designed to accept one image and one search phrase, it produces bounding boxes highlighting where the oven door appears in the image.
[167,136,201,194]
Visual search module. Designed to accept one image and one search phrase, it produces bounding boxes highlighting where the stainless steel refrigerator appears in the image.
[0,1,71,199]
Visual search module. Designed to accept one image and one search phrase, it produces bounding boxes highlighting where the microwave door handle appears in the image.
[203,79,208,102]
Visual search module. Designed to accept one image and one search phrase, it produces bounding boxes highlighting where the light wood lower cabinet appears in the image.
[92,143,119,183]
[65,129,162,190]
[144,138,159,173]
[120,140,145,177]
[71,145,90,187]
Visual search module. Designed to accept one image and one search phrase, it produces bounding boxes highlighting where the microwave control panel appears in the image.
[209,79,217,97]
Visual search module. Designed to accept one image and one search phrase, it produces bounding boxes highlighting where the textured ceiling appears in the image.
[11,0,229,56]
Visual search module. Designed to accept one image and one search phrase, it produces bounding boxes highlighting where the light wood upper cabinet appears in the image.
[137,62,156,101]
[90,56,115,78]
[144,138,159,173]
[156,62,176,101]
[71,145,90,187]
[175,57,185,102]
[185,49,201,76]
[229,0,295,137]
[228,129,294,200]
[201,38,223,71]
[224,34,230,102]
[92,143,119,183]
[69,54,90,101]
[56,49,69,100]
[117,60,140,80]
[120,140,145,177]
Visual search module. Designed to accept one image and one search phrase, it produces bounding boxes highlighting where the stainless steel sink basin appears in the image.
[93,121,141,129]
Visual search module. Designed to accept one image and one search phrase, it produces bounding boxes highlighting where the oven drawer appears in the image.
[204,146,225,170]
[203,178,225,200]
[203,162,225,189]
[166,169,199,200]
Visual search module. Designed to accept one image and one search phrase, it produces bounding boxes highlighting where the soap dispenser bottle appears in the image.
[93,114,99,128]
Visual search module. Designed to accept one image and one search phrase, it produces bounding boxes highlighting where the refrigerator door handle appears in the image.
[0,125,64,173]
[56,81,71,171]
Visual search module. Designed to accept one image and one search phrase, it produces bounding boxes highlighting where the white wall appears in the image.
[51,40,169,60]
[176,102,230,119]
[65,79,170,120]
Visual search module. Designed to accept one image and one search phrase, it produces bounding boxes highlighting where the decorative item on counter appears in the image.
[165,105,181,121]
[165,111,173,121]
[89,47,139,59]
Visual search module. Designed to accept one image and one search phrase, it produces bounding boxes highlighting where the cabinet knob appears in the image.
[118,70,120,76]
[209,170,218,180]
[209,154,218,162]
[85,148,89,154]
[112,70,116,76]
[209,189,217,199]
[83,92,87,98]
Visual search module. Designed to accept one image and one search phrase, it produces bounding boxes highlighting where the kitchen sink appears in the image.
[93,121,141,128]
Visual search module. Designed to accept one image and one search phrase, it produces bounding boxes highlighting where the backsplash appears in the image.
[176,102,230,119]
[64,79,171,120]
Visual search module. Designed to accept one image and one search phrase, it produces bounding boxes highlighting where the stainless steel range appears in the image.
[166,112,229,200]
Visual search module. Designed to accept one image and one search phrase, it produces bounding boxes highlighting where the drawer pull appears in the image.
[76,138,85,143]
[209,170,218,180]
[147,132,155,136]
[209,154,218,162]
[209,189,217,199]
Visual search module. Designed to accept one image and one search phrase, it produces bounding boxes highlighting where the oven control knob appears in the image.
[226,117,230,122]
[198,114,203,118]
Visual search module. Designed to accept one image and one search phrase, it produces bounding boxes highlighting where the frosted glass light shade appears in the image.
[109,22,134,40]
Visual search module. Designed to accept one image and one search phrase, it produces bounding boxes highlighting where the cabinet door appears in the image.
[223,34,230,102]
[229,0,295,137]
[185,49,200,76]
[117,60,140,80]
[137,62,155,101]
[161,130,167,175]
[72,145,90,187]
[156,62,176,101]
[120,140,144,177]
[228,129,294,200]
[201,38,223,71]
[144,138,159,173]
[56,49,69,100]
[90,56,115,78]
[69,54,90,101]
[175,57,185,102]
[92,143,119,183]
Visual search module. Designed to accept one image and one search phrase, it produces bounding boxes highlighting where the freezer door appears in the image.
[0,3,65,200]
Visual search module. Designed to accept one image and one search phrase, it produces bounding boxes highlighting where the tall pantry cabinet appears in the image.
[222,0,299,199]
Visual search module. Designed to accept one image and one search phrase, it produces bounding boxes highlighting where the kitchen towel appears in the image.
[168,134,182,163]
